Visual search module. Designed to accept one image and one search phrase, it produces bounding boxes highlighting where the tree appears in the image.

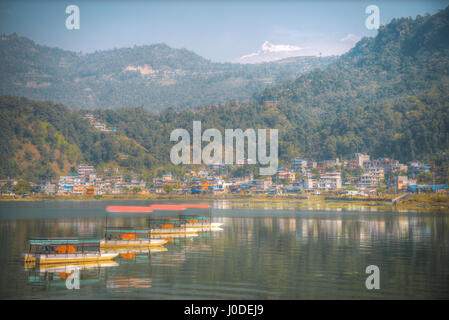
[13,180,31,195]
[132,187,142,193]
[0,182,12,193]
[163,184,173,193]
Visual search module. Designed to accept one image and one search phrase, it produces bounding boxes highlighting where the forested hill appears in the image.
[1,7,449,182]
[0,96,156,181]
[93,7,449,165]
[255,6,449,161]
[0,34,335,111]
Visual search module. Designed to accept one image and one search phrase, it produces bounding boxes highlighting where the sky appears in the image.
[0,0,448,63]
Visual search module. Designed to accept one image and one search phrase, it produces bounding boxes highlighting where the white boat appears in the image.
[185,222,224,229]
[100,239,167,248]
[24,252,119,265]
[24,238,119,265]
[102,227,167,248]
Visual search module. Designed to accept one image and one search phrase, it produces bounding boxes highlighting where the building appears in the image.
[250,179,272,192]
[360,167,384,186]
[275,168,296,184]
[307,161,317,170]
[318,171,342,190]
[291,159,308,173]
[302,176,318,191]
[40,182,57,195]
[355,153,370,167]
[78,165,96,176]
[319,159,341,168]
[395,176,417,192]
[408,161,430,178]
[363,158,408,174]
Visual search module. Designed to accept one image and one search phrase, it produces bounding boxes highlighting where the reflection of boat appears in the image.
[23,238,118,265]
[102,247,168,255]
[25,260,119,273]
[107,276,152,289]
[101,227,167,248]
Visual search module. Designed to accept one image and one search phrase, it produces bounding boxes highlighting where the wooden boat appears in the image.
[23,238,118,265]
[101,227,167,248]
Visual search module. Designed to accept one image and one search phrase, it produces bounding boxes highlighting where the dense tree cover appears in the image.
[92,7,449,169]
[1,7,449,182]
[0,96,154,181]
[0,34,335,111]
[256,7,449,163]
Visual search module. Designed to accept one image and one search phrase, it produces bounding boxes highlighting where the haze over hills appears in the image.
[1,7,449,182]
[0,34,335,111]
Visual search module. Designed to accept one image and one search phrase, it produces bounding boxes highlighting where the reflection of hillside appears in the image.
[211,200,388,212]
[219,215,445,242]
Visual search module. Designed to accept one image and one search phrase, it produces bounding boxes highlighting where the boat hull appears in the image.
[100,239,167,248]
[150,229,199,236]
[185,222,224,229]
[24,252,119,265]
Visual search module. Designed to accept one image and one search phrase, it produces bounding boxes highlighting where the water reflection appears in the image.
[0,201,448,299]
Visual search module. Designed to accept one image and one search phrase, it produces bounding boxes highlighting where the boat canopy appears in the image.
[27,238,101,254]
[179,215,211,224]
[148,217,187,229]
[104,227,151,240]
[29,238,100,245]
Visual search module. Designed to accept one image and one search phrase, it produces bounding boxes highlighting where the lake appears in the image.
[0,200,448,299]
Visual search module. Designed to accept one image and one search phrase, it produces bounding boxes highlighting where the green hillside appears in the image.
[0,35,334,111]
[94,7,449,164]
[0,96,155,181]
[1,7,449,182]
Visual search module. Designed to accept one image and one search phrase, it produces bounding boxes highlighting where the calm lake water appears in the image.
[0,200,448,299]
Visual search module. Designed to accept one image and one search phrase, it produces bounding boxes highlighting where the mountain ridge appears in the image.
[0,33,336,111]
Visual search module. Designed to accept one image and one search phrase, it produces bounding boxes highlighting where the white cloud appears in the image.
[234,41,303,64]
[340,34,361,43]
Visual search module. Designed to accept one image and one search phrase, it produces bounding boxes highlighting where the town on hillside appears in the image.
[1,153,447,198]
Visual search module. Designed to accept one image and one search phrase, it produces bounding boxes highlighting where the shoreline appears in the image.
[1,193,448,213]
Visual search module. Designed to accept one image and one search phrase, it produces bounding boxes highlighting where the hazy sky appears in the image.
[1,0,448,62]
